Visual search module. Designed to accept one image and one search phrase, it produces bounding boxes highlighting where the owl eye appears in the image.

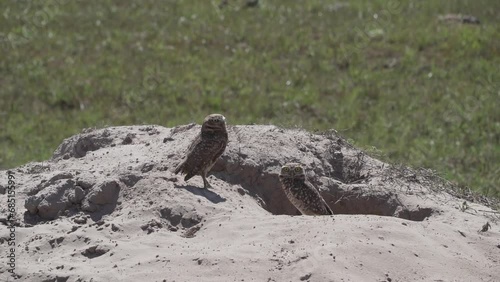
[294,167,302,173]
[282,167,290,173]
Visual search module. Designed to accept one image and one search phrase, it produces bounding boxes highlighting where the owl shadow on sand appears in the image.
[174,183,226,204]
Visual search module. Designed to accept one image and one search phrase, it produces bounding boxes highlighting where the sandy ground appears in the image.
[0,124,499,282]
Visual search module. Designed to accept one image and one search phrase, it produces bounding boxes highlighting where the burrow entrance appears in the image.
[213,155,434,222]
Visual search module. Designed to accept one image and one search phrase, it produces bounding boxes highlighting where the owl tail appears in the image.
[325,204,334,215]
[174,161,184,175]
[174,161,195,181]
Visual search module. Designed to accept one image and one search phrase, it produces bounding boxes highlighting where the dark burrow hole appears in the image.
[246,179,434,222]
[321,191,434,221]
[213,154,435,222]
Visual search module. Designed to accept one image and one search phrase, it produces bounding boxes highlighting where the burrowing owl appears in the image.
[279,163,333,215]
[174,114,228,189]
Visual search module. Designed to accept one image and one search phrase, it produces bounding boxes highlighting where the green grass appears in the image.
[1,0,499,197]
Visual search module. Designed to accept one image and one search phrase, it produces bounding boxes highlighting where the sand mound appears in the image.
[0,124,498,281]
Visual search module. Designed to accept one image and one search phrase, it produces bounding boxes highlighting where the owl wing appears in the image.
[186,132,202,153]
[174,133,202,175]
[304,181,333,215]
[175,136,227,181]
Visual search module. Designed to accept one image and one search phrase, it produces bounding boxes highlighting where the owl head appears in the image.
[202,114,226,131]
[279,163,306,179]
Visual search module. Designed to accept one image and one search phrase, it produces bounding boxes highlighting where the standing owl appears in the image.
[279,163,333,215]
[174,114,228,189]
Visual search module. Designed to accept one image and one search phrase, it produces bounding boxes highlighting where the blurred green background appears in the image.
[0,0,499,197]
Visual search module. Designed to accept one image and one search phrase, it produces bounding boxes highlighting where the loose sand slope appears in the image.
[0,125,498,282]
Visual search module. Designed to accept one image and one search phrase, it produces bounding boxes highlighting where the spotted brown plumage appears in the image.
[279,163,333,215]
[174,114,228,189]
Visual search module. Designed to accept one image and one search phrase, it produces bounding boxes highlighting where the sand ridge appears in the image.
[0,124,498,281]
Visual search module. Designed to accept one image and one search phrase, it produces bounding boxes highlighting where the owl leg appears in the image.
[202,173,212,189]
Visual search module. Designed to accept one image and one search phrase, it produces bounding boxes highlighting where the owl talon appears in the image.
[202,175,212,189]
